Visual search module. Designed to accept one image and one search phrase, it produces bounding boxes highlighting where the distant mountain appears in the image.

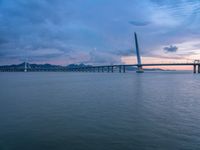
[67,63,92,68]
[0,62,166,71]
[0,63,92,69]
[0,62,59,69]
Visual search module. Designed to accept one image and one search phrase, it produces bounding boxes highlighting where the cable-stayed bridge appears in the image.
[65,32,200,74]
[0,33,200,73]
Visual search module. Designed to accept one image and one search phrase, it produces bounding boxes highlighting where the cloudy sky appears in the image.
[0,0,200,66]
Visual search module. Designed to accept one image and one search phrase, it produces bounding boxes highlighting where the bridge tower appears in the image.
[134,32,144,73]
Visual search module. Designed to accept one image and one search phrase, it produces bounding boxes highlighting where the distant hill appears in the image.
[0,63,92,69]
[0,62,166,71]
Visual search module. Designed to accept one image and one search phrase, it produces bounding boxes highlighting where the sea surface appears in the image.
[0,72,200,150]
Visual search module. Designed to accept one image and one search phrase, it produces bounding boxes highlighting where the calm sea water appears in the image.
[0,72,200,150]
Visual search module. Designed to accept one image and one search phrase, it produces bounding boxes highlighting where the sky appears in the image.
[0,0,200,68]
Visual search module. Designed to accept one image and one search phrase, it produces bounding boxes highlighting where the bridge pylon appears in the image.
[134,32,144,73]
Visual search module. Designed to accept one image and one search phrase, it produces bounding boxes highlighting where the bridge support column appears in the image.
[123,65,126,73]
[107,66,110,72]
[193,65,197,74]
[198,65,200,74]
[111,66,114,73]
[119,66,122,73]
[102,67,104,72]
[136,66,144,73]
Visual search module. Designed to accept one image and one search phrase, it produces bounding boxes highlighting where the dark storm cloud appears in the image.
[163,45,178,53]
[129,21,150,26]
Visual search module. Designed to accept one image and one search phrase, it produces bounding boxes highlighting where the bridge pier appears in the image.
[136,66,144,73]
[123,65,126,73]
[119,66,122,73]
[198,65,200,73]
[107,66,110,72]
[101,67,104,72]
[194,65,197,74]
[111,66,114,73]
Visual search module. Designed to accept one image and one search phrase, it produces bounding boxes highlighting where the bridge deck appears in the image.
[1,63,200,73]
[88,63,200,68]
